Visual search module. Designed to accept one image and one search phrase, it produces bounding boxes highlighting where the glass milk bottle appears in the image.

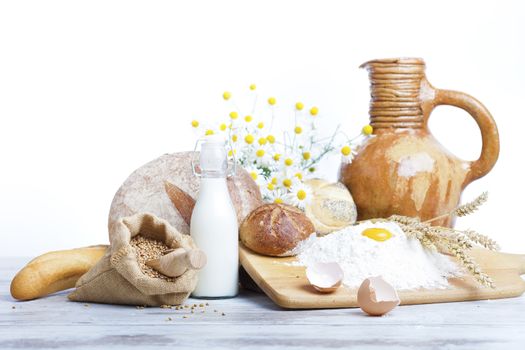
[190,135,239,298]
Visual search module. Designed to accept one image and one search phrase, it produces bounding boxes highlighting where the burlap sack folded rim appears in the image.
[70,212,198,302]
[108,212,198,295]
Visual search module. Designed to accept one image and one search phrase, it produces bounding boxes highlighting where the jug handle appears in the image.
[430,88,500,183]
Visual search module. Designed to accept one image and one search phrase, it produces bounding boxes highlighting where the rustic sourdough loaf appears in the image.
[109,152,262,234]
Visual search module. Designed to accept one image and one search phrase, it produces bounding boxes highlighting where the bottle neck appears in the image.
[361,58,426,130]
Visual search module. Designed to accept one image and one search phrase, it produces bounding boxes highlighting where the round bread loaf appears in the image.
[304,178,357,235]
[240,203,315,257]
[109,152,262,234]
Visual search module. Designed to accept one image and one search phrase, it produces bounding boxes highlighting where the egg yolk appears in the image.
[362,228,393,242]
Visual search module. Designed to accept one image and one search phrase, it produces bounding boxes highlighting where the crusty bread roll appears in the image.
[109,152,262,234]
[10,245,107,301]
[304,178,357,235]
[240,203,315,257]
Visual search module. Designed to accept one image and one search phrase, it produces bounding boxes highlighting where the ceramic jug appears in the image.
[339,58,499,227]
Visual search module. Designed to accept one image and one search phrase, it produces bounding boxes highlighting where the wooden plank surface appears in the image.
[2,257,525,350]
[239,245,525,309]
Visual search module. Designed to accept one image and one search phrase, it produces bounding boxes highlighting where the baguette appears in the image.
[10,245,107,301]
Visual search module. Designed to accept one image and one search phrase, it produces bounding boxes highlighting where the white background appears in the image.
[1,0,524,257]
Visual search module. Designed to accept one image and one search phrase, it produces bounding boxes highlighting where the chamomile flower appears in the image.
[285,183,312,209]
[340,144,357,163]
[244,134,255,145]
[244,165,265,186]
[254,147,272,166]
[266,188,286,204]
[362,124,373,136]
[276,169,299,190]
[281,154,300,169]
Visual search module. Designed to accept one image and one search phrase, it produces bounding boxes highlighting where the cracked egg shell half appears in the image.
[357,276,400,316]
[306,262,344,293]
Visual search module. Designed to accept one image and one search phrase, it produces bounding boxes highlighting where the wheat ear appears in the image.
[425,192,488,224]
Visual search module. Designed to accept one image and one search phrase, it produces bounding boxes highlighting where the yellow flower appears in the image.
[341,145,351,156]
[297,189,307,201]
[294,126,302,134]
[266,135,276,144]
[310,106,319,116]
[267,183,275,191]
[268,97,276,105]
[249,84,256,90]
[273,154,281,161]
[362,124,373,136]
[271,177,278,185]
[284,158,293,166]
[282,178,293,188]
[223,91,231,100]
[232,134,238,142]
[244,115,253,123]
[219,123,227,131]
[249,171,258,181]
[274,198,283,204]
[258,137,267,145]
[295,102,304,110]
[294,172,303,180]
[244,134,254,144]
[229,111,238,120]
[228,149,237,157]
[205,129,214,136]
[302,152,311,160]
[256,149,265,157]
[257,122,264,129]
[191,120,199,128]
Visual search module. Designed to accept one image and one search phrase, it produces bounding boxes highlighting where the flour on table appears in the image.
[293,221,461,290]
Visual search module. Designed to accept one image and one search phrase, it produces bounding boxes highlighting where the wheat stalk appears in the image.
[425,192,488,224]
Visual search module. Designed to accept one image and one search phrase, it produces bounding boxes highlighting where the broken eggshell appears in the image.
[357,276,400,316]
[305,262,344,293]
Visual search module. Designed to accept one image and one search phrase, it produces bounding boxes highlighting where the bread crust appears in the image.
[240,204,314,256]
[10,245,107,301]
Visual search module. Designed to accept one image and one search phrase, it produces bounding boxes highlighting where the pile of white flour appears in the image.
[294,220,461,290]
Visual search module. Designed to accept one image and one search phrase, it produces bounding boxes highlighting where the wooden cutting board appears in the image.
[239,244,525,309]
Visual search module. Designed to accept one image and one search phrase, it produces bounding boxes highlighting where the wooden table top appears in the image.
[2,257,525,350]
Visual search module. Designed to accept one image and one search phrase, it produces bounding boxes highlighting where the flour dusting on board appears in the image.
[293,221,461,290]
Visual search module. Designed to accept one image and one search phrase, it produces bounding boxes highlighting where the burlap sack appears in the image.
[68,212,198,306]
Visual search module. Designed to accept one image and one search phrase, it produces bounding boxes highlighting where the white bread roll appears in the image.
[304,178,357,235]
